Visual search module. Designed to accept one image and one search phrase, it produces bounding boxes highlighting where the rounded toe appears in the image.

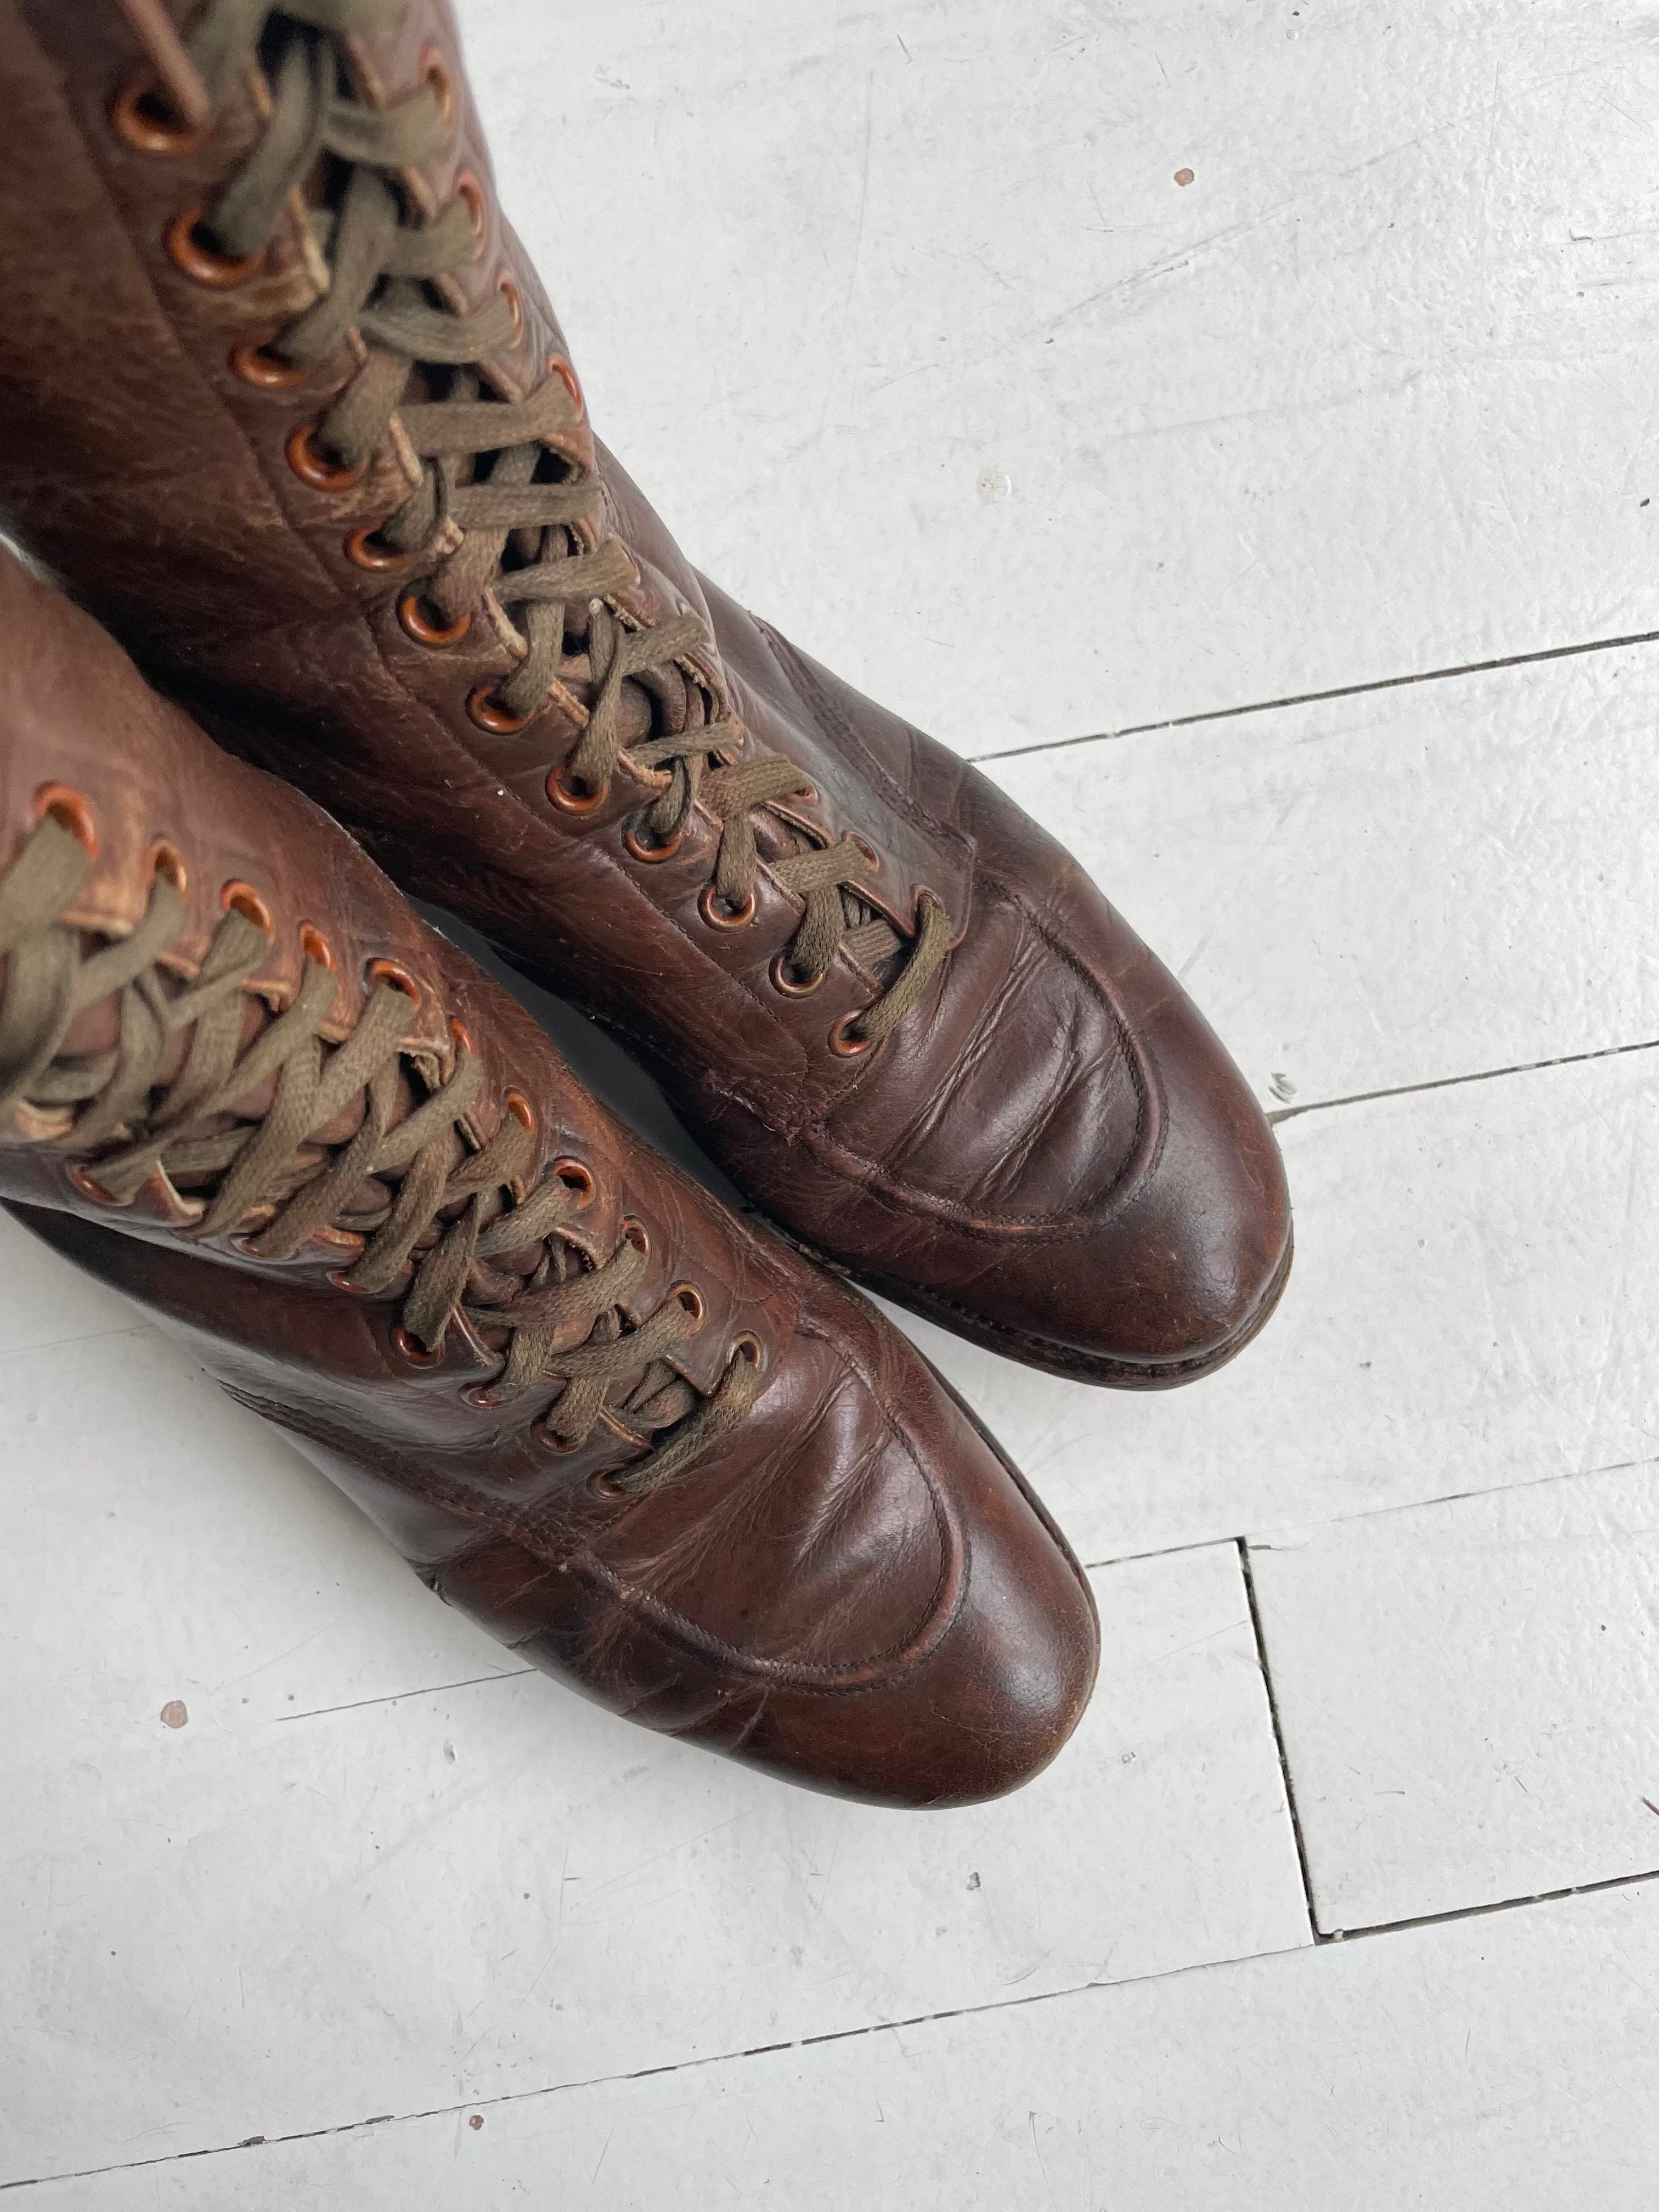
[730,1345,1102,1808]
[1071,1031,1294,1383]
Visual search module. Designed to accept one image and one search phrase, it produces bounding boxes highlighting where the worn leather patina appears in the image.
[0,549,1099,1806]
[0,0,1291,1382]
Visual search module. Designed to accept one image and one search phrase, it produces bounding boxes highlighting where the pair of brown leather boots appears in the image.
[0,0,1290,1807]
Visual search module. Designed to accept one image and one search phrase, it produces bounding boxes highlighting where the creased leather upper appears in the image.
[0,0,1289,1379]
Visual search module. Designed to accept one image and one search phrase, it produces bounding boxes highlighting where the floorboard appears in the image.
[25,1883,1659,2209]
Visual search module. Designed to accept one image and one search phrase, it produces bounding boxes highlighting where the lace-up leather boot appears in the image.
[0,0,1290,1385]
[0,547,1098,1805]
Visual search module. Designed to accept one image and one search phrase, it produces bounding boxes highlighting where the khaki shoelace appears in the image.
[0,815,763,1493]
[167,0,953,1044]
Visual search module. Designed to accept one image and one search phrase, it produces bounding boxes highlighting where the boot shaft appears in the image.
[0,0,964,1110]
[0,0,1290,1388]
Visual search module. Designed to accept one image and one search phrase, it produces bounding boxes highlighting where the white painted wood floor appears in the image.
[6,3,1658,2202]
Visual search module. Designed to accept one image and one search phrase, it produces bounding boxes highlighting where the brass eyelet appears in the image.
[467,682,534,735]
[770,951,825,998]
[548,354,583,414]
[33,782,99,856]
[552,1156,594,1207]
[671,1282,706,1325]
[624,821,682,864]
[546,760,609,814]
[221,879,274,934]
[110,74,209,157]
[397,588,472,648]
[327,1267,376,1295]
[345,526,410,573]
[450,1017,477,1056]
[286,421,366,493]
[454,171,487,258]
[828,1013,874,1057]
[586,1465,630,1496]
[149,840,187,893]
[298,923,335,970]
[391,1323,445,1368]
[420,45,456,129]
[165,205,262,288]
[365,957,421,1005]
[848,834,881,873]
[229,337,304,389]
[731,1333,764,1371]
[67,1161,121,1206]
[498,276,523,346]
[534,1425,581,1455]
[504,1090,536,1132]
[698,882,756,930]
[621,1217,650,1259]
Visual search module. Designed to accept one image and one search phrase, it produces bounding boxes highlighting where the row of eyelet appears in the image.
[46,792,750,1437]
[130,89,573,748]
[109,75,866,1057]
[32,785,605,1249]
[616,805,876,1051]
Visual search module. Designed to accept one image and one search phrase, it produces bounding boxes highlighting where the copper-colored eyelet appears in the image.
[149,841,187,894]
[450,1017,476,1056]
[621,1217,650,1259]
[365,957,421,1005]
[454,171,487,257]
[67,1161,120,1206]
[110,74,209,157]
[391,1323,445,1368]
[327,1267,375,1294]
[420,45,456,128]
[467,682,534,735]
[229,337,304,389]
[345,526,410,573]
[286,420,366,493]
[298,923,335,971]
[828,1013,874,1057]
[533,1425,580,1455]
[504,1090,536,1132]
[552,1156,594,1207]
[731,1333,764,1370]
[221,879,274,934]
[33,783,99,855]
[547,354,583,413]
[672,1282,706,1325]
[848,834,881,873]
[770,951,825,998]
[795,783,819,807]
[587,1466,630,1497]
[165,205,262,288]
[397,588,472,648]
[546,760,610,814]
[624,822,683,864]
[698,883,756,930]
[498,276,523,346]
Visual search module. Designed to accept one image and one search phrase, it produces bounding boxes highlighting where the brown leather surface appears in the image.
[0,0,1290,1380]
[0,549,1099,1805]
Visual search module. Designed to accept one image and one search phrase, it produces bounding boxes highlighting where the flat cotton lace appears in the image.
[0,814,761,1492]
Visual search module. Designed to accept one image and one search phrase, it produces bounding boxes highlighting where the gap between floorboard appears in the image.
[973,623,1659,765]
[31,1850,1659,2195]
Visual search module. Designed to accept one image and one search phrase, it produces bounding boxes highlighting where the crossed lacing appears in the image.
[172,0,953,1041]
[0,813,763,1492]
